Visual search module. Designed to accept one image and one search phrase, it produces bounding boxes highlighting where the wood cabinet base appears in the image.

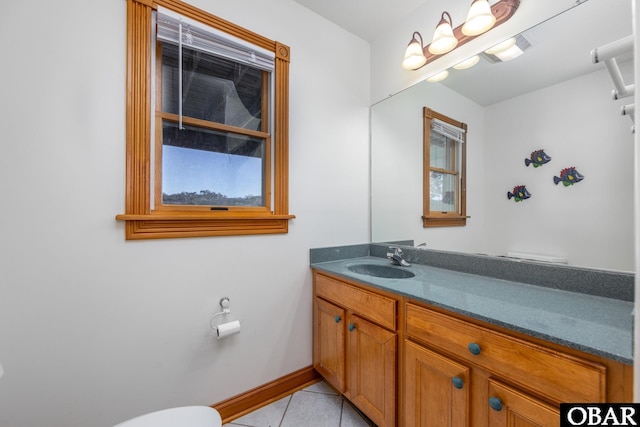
[313,271,398,427]
[312,269,633,427]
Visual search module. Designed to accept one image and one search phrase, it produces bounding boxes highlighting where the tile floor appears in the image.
[223,381,375,427]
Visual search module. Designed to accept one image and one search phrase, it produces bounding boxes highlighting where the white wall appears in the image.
[0,1,370,426]
[484,66,634,271]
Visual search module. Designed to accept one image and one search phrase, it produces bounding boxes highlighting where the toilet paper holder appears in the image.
[209,297,242,339]
[209,297,231,330]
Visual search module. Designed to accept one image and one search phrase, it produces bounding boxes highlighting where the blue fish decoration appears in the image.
[507,185,531,202]
[525,149,552,167]
[553,167,584,186]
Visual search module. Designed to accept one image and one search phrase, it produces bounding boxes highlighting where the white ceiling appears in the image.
[292,0,632,106]
[292,0,429,41]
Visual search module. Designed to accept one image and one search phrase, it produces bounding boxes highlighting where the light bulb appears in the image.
[428,12,458,55]
[402,37,427,70]
[462,0,496,36]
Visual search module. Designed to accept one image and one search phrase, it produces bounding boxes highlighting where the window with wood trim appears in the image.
[423,108,467,227]
[116,0,294,239]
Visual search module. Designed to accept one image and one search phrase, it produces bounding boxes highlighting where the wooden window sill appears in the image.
[115,213,296,239]
[116,213,296,221]
[422,216,467,227]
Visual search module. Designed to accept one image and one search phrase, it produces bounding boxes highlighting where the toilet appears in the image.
[113,406,222,427]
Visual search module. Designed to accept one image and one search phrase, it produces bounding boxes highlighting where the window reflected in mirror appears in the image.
[423,108,467,227]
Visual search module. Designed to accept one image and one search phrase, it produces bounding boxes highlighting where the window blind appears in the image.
[156,6,275,72]
[432,118,465,143]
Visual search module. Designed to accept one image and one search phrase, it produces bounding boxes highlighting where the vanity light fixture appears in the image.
[402,0,519,71]
[461,0,497,36]
[453,55,480,69]
[428,12,458,55]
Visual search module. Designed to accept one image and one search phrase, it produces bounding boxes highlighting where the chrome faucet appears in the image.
[387,246,411,267]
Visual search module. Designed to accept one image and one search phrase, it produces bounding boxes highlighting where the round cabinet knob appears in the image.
[489,397,503,411]
[452,376,464,389]
[468,342,481,355]
[348,323,356,332]
[334,315,342,323]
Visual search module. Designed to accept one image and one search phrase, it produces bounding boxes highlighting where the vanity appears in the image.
[310,243,633,427]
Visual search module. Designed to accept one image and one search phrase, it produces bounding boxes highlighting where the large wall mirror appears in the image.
[371,0,634,271]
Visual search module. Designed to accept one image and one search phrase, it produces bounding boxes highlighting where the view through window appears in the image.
[157,37,269,209]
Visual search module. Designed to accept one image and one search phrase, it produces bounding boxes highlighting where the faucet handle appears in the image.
[386,246,411,267]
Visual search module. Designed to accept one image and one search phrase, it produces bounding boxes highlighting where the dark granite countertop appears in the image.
[310,244,634,365]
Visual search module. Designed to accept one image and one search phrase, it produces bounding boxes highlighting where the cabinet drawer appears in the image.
[315,272,396,330]
[405,303,606,403]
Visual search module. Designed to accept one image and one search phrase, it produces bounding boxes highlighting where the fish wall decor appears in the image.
[507,185,531,202]
[525,149,552,167]
[553,167,584,186]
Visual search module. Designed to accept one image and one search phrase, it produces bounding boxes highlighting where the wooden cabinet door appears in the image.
[487,380,559,427]
[404,340,470,427]
[348,314,397,427]
[313,297,346,392]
